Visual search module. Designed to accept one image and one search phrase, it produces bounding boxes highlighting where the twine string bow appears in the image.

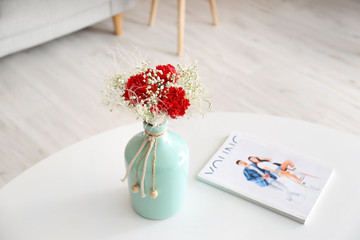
[121,128,167,199]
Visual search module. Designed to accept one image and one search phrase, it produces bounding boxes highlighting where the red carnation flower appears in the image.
[123,73,149,105]
[156,64,178,83]
[152,86,190,118]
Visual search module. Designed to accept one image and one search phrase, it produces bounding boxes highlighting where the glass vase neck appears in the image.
[143,121,168,133]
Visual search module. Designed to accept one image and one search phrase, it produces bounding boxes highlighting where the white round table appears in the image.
[1,112,359,240]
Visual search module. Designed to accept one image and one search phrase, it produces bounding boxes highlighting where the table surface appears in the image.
[1,112,360,240]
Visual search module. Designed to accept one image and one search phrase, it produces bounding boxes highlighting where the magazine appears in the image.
[197,132,333,223]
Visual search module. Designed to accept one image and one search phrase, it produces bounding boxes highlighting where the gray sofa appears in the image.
[0,0,135,58]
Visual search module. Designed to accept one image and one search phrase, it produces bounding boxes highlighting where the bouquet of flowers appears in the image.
[103,61,210,126]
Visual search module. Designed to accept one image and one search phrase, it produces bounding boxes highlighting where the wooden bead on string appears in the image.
[131,184,139,193]
[150,189,158,199]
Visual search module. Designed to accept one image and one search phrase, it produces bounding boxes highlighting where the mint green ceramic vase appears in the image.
[124,121,189,219]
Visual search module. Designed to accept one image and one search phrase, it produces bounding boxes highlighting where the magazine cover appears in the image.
[197,132,333,223]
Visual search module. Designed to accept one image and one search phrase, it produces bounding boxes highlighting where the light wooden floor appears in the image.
[1,0,360,188]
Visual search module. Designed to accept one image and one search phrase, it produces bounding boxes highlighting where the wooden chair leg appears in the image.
[209,0,218,26]
[149,0,159,26]
[178,0,185,56]
[113,13,123,36]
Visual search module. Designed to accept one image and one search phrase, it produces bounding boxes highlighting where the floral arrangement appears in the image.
[103,61,210,126]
